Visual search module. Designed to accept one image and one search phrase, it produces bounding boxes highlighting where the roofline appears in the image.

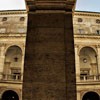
[74,10,100,17]
[0,9,26,12]
[75,10,100,14]
[0,10,27,15]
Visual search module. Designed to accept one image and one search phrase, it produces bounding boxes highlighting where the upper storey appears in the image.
[73,11,100,35]
[25,0,76,11]
[0,10,27,34]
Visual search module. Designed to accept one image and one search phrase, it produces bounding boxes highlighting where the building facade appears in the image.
[0,10,27,100]
[0,10,99,100]
[73,11,100,100]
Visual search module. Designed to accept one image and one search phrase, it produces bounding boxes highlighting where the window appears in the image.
[0,28,6,33]
[2,17,7,21]
[96,30,100,34]
[80,69,90,80]
[96,19,100,24]
[20,17,25,21]
[78,29,84,34]
[14,57,18,62]
[18,28,25,33]
[78,18,83,22]
[83,58,87,63]
[11,68,21,80]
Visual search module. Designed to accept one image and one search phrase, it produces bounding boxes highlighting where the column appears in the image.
[97,45,100,75]
[21,45,25,81]
[77,92,81,100]
[75,45,80,82]
[21,54,25,81]
[23,0,77,100]
[0,44,6,79]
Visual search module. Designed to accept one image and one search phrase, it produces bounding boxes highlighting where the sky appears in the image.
[0,0,99,12]
[76,0,100,12]
[0,0,26,10]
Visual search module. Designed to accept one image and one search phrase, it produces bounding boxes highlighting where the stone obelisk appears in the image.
[23,0,77,100]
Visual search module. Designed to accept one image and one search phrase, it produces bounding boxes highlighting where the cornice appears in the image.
[74,11,100,17]
[26,0,76,11]
[0,33,26,38]
[76,81,100,85]
[0,36,26,39]
[0,10,27,15]
[74,34,100,39]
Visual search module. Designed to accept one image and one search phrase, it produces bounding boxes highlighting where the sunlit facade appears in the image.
[0,10,99,100]
[74,11,100,100]
[0,10,27,100]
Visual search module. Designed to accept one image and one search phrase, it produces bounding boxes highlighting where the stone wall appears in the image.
[23,0,76,100]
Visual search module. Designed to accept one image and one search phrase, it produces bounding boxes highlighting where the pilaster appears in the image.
[97,45,100,74]
[75,44,80,82]
[0,44,6,79]
[21,47,25,81]
[77,91,81,100]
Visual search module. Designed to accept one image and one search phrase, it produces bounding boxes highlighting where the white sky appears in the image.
[0,0,26,10]
[0,0,99,12]
[76,0,100,12]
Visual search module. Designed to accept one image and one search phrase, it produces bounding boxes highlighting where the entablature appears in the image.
[0,10,27,16]
[74,11,100,17]
[26,0,76,11]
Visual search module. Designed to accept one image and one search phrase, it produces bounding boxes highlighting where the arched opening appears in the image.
[79,47,98,80]
[2,90,19,100]
[82,91,100,100]
[3,45,22,80]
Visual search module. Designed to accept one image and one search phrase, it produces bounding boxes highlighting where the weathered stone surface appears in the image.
[23,0,76,100]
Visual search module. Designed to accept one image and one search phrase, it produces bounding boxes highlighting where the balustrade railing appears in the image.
[80,75,100,81]
[0,73,23,81]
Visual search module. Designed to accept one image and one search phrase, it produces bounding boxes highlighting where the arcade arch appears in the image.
[3,45,22,80]
[1,90,19,100]
[82,91,100,100]
[79,46,98,80]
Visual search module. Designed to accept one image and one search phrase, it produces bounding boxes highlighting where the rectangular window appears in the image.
[11,69,21,80]
[18,28,25,33]
[78,29,84,34]
[0,28,6,33]
[80,69,90,80]
[96,30,100,34]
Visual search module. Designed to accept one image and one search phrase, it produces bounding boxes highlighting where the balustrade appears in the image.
[80,75,100,81]
[0,73,23,81]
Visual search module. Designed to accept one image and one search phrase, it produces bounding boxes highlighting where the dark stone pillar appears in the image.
[23,0,76,100]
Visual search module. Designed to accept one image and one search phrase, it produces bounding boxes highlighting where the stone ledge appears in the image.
[26,0,76,11]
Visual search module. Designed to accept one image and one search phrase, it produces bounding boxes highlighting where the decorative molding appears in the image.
[0,10,27,15]
[96,45,100,48]
[0,33,26,39]
[26,0,76,11]
[74,11,100,17]
[79,89,100,100]
[74,44,79,48]
[0,87,22,99]
[74,45,98,56]
[0,43,6,47]
[74,34,100,39]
